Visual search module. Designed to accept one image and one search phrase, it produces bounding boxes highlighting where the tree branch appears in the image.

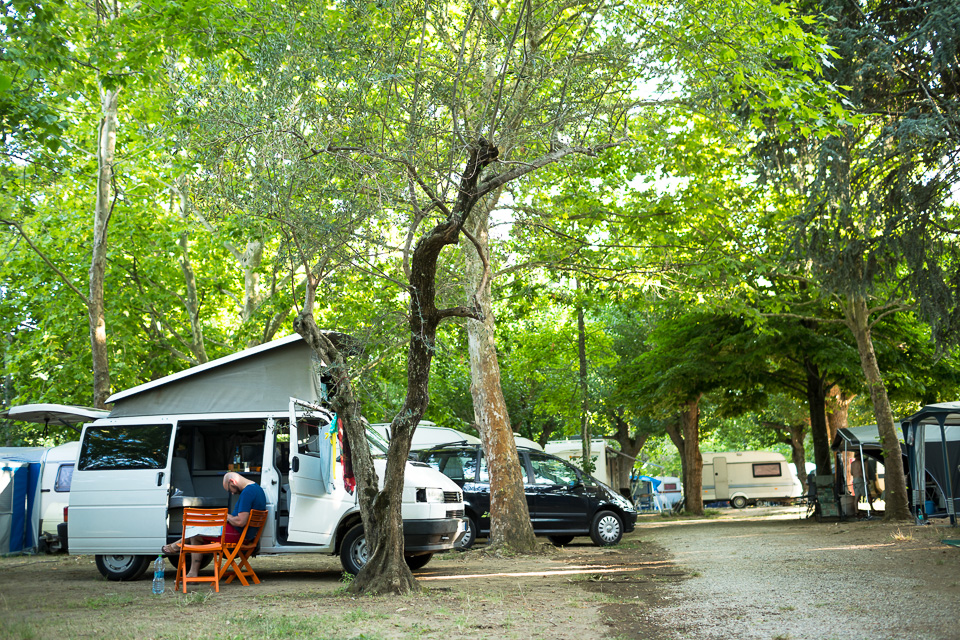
[0,219,89,305]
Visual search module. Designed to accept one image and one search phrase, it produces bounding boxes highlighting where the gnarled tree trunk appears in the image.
[842,295,910,521]
[462,201,537,553]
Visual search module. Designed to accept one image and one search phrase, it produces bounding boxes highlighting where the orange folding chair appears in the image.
[175,508,228,593]
[219,509,268,586]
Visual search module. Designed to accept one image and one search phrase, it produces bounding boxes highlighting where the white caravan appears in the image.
[701,451,802,508]
[11,335,464,580]
[545,439,635,496]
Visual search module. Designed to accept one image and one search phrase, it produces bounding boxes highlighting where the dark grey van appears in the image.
[418,444,637,549]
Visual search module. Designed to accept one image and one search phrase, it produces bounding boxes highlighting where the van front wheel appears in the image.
[340,524,368,575]
[95,554,150,581]
[590,510,623,546]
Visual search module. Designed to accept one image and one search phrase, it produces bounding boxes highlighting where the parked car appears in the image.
[418,444,637,549]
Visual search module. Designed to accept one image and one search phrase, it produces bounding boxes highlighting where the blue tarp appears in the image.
[1,461,41,553]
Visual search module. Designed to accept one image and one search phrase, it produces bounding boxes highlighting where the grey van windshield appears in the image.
[78,424,173,470]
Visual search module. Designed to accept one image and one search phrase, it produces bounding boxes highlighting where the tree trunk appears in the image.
[788,423,808,489]
[90,87,119,409]
[462,199,537,552]
[680,396,703,515]
[610,410,647,497]
[663,419,687,506]
[804,358,832,475]
[293,310,388,589]
[175,185,208,364]
[577,298,591,475]
[825,385,854,446]
[842,295,911,521]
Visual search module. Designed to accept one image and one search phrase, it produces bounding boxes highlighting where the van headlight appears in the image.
[416,487,445,503]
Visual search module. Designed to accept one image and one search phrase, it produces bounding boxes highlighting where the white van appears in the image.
[701,451,802,508]
[10,334,464,580]
[67,399,463,580]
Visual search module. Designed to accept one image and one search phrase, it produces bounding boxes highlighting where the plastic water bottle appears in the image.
[152,555,165,595]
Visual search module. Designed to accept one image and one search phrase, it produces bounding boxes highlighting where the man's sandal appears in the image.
[161,543,180,555]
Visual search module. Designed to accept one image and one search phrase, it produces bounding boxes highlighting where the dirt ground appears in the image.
[0,507,957,640]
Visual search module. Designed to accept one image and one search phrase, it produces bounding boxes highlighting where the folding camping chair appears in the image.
[219,509,268,586]
[175,508,228,593]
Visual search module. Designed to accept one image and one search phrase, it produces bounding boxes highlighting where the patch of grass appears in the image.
[616,539,643,550]
[0,619,39,640]
[78,594,136,609]
[226,612,345,640]
[779,605,796,612]
[892,528,914,542]
[330,571,355,596]
[176,591,212,608]
[341,608,386,624]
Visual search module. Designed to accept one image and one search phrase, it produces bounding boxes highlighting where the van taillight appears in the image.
[63,506,68,522]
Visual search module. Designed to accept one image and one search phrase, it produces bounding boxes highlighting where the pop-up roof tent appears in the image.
[105,333,354,417]
[901,403,960,526]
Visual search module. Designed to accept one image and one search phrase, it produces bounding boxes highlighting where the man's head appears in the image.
[223,471,244,494]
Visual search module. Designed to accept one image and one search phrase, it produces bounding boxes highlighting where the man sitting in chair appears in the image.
[162,472,267,578]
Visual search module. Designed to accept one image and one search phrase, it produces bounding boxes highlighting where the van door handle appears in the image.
[157,471,165,487]
[292,456,299,473]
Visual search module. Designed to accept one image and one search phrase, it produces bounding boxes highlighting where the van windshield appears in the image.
[78,424,172,471]
[366,427,388,456]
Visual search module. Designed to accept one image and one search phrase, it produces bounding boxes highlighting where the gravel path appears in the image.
[639,509,960,640]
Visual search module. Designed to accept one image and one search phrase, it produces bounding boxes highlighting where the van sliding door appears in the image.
[69,423,173,554]
[286,398,346,546]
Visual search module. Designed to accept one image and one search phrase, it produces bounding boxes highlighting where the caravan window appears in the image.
[78,424,173,471]
[752,463,782,478]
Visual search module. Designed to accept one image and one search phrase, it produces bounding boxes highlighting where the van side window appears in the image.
[530,455,580,486]
[297,421,324,456]
[421,451,477,482]
[55,464,74,492]
[753,463,782,478]
[78,424,173,471]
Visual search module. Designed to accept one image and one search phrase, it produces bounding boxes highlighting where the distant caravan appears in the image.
[701,451,803,508]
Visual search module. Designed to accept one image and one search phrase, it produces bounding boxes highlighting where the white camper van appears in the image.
[11,335,464,580]
[701,451,802,508]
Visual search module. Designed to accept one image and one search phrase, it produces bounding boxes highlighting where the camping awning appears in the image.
[901,403,960,525]
[2,404,109,429]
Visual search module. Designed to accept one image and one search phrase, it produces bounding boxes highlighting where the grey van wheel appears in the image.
[731,496,748,509]
[589,510,623,546]
[340,524,368,575]
[95,554,151,581]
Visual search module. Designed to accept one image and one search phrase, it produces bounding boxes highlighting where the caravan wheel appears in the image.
[731,496,748,509]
